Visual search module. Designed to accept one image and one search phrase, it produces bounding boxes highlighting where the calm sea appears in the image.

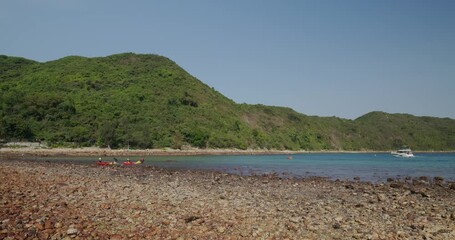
[39,153,455,183]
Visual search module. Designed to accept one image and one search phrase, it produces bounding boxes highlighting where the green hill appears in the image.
[1,53,454,151]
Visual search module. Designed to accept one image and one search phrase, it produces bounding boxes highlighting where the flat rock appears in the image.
[289,217,301,223]
[66,228,79,235]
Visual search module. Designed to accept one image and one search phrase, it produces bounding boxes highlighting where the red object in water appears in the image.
[96,161,111,166]
[122,159,144,166]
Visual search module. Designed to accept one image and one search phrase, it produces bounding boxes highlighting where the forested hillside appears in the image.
[1,53,454,151]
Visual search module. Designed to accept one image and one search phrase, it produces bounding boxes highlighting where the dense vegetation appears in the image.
[1,53,454,151]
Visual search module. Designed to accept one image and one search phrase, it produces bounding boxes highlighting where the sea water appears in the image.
[40,153,455,183]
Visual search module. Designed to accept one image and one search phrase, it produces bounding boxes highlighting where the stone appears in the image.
[420,192,430,198]
[433,176,444,182]
[44,220,53,229]
[419,176,429,181]
[184,216,200,223]
[34,222,44,231]
[355,203,365,208]
[67,228,79,235]
[368,232,379,240]
[109,234,123,240]
[377,194,387,202]
[396,230,405,237]
[286,223,297,231]
[289,217,301,223]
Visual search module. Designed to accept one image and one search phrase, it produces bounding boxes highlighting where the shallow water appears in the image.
[37,153,455,182]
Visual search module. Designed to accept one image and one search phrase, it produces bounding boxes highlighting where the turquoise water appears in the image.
[40,153,455,182]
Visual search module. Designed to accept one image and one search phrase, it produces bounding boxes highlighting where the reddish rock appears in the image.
[109,234,123,240]
[44,220,53,229]
[34,222,44,231]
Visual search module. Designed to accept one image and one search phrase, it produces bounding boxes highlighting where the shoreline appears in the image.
[2,147,453,157]
[1,147,299,157]
[1,159,454,239]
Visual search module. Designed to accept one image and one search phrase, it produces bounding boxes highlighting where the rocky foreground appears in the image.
[1,160,454,240]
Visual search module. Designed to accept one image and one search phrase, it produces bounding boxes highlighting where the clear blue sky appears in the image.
[1,0,454,119]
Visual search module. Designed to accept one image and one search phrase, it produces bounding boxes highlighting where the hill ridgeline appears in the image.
[1,53,454,151]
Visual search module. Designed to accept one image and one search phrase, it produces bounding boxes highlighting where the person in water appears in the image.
[134,158,145,164]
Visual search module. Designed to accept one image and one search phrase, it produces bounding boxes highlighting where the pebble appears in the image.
[109,234,123,240]
[67,228,79,235]
[377,193,387,202]
[44,220,52,229]
[289,217,301,223]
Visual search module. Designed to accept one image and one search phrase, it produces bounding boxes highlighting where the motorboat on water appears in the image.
[391,148,414,158]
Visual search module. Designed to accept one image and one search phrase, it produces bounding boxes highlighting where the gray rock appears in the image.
[377,193,387,202]
[289,217,301,223]
[433,176,444,182]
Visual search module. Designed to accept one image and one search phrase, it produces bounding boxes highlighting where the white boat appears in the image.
[391,148,414,158]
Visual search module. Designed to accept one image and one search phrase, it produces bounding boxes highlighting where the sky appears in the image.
[1,0,454,119]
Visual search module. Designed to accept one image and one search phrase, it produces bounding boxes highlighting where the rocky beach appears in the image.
[0,146,301,157]
[1,156,454,239]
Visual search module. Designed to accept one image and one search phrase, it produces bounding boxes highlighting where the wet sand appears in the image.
[1,157,454,239]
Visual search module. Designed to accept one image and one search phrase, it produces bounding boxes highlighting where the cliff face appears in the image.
[1,53,454,150]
